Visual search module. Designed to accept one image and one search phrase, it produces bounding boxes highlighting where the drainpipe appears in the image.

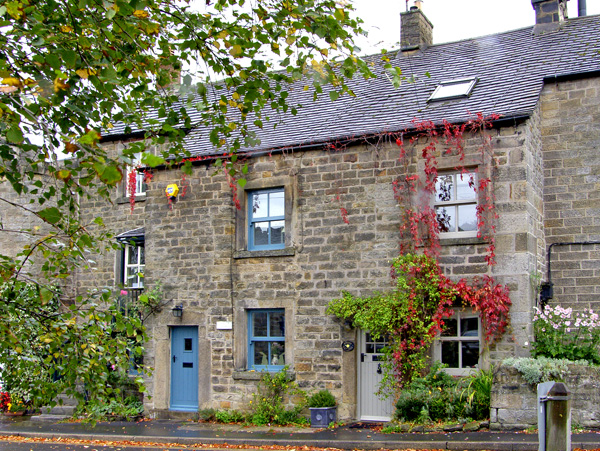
[578,0,587,16]
[540,241,600,307]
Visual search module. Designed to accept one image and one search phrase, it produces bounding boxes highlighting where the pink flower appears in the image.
[120,290,128,296]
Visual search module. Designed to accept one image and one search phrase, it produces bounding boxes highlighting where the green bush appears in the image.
[249,366,307,426]
[502,356,588,385]
[393,363,491,423]
[197,408,217,421]
[307,389,336,408]
[215,409,245,423]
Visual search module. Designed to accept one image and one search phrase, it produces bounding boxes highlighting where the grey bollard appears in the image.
[538,382,571,451]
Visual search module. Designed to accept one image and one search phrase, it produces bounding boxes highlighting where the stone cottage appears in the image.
[74,0,600,421]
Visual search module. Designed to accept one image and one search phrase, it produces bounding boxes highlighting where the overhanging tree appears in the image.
[0,0,373,407]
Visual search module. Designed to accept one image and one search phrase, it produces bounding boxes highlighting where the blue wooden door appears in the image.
[170,326,199,411]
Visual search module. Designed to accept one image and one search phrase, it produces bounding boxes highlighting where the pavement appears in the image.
[0,415,599,450]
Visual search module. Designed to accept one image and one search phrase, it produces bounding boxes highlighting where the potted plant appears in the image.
[1,392,27,416]
[308,389,337,427]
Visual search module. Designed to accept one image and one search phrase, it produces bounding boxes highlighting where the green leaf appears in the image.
[38,207,62,224]
[6,127,24,143]
[141,153,166,167]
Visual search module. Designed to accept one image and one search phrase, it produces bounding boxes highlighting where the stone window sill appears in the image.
[117,195,147,205]
[439,236,486,246]
[233,371,296,381]
[233,247,295,259]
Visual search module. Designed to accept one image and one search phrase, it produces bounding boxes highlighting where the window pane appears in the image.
[270,191,285,217]
[184,338,192,351]
[252,193,269,218]
[270,341,285,365]
[271,220,285,245]
[461,341,479,368]
[253,341,269,366]
[458,204,477,232]
[441,318,457,337]
[253,222,269,246]
[456,173,476,200]
[436,206,456,233]
[253,311,268,337]
[436,175,454,202]
[126,267,139,286]
[139,245,145,264]
[441,341,459,368]
[270,311,285,337]
[128,245,139,264]
[461,317,479,337]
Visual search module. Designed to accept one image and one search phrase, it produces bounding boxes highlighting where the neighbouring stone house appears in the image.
[7,0,600,422]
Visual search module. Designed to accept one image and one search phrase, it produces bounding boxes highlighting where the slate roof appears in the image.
[104,14,600,157]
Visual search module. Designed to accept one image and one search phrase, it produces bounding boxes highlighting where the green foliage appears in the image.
[120,281,164,320]
[0,281,147,412]
[75,370,144,422]
[328,254,456,388]
[0,0,374,408]
[502,356,588,385]
[249,366,307,426]
[214,409,245,424]
[307,389,336,408]
[393,363,492,424]
[532,305,600,364]
[76,395,143,422]
[328,253,511,395]
[197,408,218,422]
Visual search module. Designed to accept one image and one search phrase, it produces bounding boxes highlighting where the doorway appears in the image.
[357,331,394,421]
[170,326,199,411]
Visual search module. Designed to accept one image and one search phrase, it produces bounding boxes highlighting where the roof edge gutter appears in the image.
[543,70,600,84]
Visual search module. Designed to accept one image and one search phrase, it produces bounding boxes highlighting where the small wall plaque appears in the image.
[216,321,233,330]
[342,341,355,352]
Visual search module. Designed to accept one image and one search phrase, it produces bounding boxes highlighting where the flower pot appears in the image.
[309,406,337,428]
[4,410,25,416]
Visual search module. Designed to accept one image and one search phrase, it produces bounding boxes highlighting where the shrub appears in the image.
[307,389,336,408]
[502,356,588,385]
[197,408,217,421]
[532,305,600,364]
[249,366,307,426]
[393,363,491,423]
[215,409,245,423]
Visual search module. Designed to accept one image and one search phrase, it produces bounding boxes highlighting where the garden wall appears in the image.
[490,365,600,430]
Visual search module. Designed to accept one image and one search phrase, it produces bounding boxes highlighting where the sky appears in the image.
[351,0,600,55]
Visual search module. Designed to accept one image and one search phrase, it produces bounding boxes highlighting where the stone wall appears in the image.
[540,76,600,312]
[491,364,600,430]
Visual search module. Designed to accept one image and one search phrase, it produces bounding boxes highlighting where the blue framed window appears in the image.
[248,188,285,250]
[248,309,285,371]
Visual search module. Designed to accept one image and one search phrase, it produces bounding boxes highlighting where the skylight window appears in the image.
[428,77,478,102]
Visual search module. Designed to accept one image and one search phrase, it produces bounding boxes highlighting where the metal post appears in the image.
[539,382,571,451]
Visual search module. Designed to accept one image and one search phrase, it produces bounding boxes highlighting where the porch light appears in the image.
[171,304,183,318]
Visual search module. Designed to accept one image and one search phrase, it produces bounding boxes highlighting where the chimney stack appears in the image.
[400,1,433,52]
[531,0,568,33]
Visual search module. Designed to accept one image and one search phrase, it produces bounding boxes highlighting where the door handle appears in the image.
[377,363,382,374]
[172,355,177,363]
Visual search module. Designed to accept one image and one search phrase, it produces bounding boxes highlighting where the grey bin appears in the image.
[309,407,337,427]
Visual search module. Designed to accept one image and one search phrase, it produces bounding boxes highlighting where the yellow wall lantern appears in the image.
[165,183,179,199]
